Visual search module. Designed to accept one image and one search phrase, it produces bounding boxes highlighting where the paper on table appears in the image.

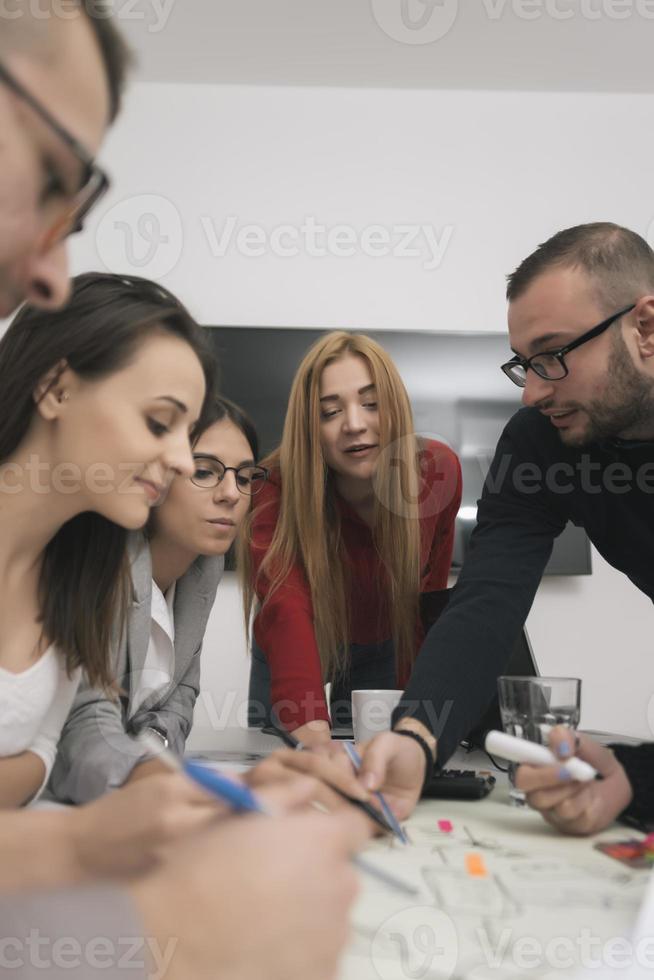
[573,869,654,980]
[340,807,649,980]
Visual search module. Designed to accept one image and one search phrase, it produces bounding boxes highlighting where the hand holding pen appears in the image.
[139,733,417,896]
[263,717,407,841]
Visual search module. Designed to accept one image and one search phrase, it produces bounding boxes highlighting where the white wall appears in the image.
[71,82,654,741]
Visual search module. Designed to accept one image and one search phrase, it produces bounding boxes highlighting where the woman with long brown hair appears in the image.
[0,271,214,807]
[245,331,462,747]
[49,395,268,804]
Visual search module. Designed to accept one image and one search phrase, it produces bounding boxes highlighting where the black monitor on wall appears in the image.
[205,326,591,576]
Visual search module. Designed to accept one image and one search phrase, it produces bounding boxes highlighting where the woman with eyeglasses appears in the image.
[49,396,267,803]
[0,272,223,819]
[244,331,462,748]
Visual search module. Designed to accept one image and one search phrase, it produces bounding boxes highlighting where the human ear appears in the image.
[33,360,75,421]
[633,296,654,360]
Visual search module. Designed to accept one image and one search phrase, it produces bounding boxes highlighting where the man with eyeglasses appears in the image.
[0,4,124,314]
[355,222,654,838]
[0,9,370,980]
[0,4,152,976]
[0,5,146,976]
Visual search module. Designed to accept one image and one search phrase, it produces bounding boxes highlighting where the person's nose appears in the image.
[23,241,71,311]
[342,403,366,434]
[521,369,556,409]
[213,470,240,505]
[162,431,195,479]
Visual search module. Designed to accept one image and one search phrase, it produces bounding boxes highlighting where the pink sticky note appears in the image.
[438,820,453,833]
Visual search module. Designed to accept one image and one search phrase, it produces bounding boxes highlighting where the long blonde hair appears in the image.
[242,331,422,683]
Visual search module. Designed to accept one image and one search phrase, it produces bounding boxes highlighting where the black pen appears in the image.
[264,716,395,838]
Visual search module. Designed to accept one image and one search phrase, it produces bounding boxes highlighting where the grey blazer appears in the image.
[48,535,223,804]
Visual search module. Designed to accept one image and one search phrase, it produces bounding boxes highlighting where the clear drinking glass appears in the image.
[497,676,581,806]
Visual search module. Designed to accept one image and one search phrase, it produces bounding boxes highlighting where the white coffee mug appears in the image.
[351,689,403,745]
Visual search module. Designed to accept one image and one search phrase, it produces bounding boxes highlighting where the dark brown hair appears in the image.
[192,395,260,461]
[2,272,216,688]
[148,396,259,567]
[507,222,654,313]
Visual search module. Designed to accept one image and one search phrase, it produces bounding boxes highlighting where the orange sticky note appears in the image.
[465,852,488,878]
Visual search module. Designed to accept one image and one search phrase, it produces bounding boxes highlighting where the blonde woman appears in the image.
[245,331,462,747]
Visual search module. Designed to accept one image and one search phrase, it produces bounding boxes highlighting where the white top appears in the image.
[0,646,81,799]
[130,580,176,717]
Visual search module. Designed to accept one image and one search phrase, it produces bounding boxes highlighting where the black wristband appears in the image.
[396,729,435,794]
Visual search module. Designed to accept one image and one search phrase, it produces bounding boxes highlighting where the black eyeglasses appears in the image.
[501,304,636,388]
[0,61,110,251]
[190,455,269,496]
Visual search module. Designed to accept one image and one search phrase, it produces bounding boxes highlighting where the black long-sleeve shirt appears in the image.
[394,406,654,820]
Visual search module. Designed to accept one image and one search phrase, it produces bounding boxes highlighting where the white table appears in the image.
[342,752,649,980]
[188,730,651,980]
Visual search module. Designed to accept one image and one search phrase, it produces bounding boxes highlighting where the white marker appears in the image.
[485,730,597,782]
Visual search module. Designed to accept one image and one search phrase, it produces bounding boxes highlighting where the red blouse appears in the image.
[250,440,462,730]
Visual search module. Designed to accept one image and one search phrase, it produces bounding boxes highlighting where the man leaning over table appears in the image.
[339,222,654,835]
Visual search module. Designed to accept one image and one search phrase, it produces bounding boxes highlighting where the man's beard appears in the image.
[559,334,654,448]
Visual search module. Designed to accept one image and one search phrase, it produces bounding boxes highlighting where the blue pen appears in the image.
[138,733,273,815]
[138,733,418,897]
[182,760,274,815]
[343,741,409,846]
